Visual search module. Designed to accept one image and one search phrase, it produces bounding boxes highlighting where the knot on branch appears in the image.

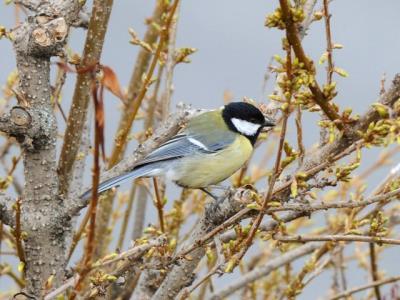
[10,106,32,127]
[0,106,57,150]
[12,0,81,57]
[32,16,67,47]
[0,106,33,136]
[22,15,68,56]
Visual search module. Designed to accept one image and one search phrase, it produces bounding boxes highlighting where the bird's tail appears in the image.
[80,165,157,200]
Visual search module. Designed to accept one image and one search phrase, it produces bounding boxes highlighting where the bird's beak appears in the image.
[261,116,276,132]
[263,116,276,127]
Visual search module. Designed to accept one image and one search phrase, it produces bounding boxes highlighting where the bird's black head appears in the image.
[222,102,276,145]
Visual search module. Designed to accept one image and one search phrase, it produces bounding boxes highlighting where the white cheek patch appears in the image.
[231,118,261,136]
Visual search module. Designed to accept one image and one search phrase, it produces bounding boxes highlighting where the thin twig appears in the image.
[303,256,331,286]
[369,242,382,300]
[330,275,400,300]
[210,243,320,299]
[231,46,292,267]
[108,0,179,167]
[44,236,166,300]
[161,2,180,120]
[179,235,225,298]
[70,81,103,299]
[132,182,149,240]
[273,234,400,246]
[66,209,90,262]
[52,59,68,123]
[92,0,178,262]
[279,0,343,130]
[14,198,25,267]
[285,243,330,298]
[323,0,334,84]
[267,187,400,213]
[295,106,305,165]
[116,183,137,249]
[153,178,165,233]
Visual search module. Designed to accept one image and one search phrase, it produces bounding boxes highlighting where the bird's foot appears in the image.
[200,188,218,201]
[200,187,232,203]
[202,187,236,222]
[207,185,230,191]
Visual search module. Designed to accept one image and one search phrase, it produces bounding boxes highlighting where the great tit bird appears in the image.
[81,102,275,200]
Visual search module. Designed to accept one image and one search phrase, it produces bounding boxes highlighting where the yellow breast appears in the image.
[174,135,253,188]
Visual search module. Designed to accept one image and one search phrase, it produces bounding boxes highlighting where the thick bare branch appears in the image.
[10,0,82,296]
[14,0,41,11]
[58,0,113,197]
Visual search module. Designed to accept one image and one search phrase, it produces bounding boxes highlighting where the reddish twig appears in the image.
[14,198,25,268]
[66,209,90,263]
[153,178,165,233]
[108,0,180,167]
[323,0,334,84]
[70,80,103,299]
[279,0,343,130]
[229,46,293,267]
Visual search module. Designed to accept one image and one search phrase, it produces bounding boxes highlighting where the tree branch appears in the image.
[58,0,113,197]
[279,0,343,129]
[43,236,167,300]
[93,0,179,262]
[330,275,400,300]
[9,0,82,296]
[209,243,320,299]
[273,234,400,246]
[14,0,40,11]
[151,189,253,300]
[267,187,400,213]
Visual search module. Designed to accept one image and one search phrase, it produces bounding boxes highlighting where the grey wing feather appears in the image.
[81,132,235,200]
[135,134,217,167]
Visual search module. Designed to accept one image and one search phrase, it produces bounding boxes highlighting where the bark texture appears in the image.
[5,0,81,297]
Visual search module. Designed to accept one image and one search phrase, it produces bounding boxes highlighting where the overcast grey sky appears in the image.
[1,1,400,298]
